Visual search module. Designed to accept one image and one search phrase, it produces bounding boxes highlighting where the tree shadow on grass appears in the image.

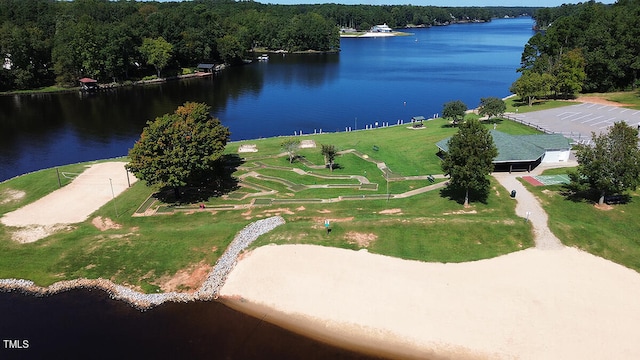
[480,118,505,125]
[559,182,595,203]
[439,183,490,205]
[154,154,243,204]
[559,175,633,205]
[559,184,632,205]
[440,122,458,129]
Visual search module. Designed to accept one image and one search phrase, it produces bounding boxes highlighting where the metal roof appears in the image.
[436,130,571,163]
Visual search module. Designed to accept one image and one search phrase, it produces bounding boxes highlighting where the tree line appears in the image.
[519,0,640,96]
[0,0,535,91]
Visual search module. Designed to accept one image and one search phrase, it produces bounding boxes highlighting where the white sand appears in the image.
[1,162,136,242]
[220,244,640,359]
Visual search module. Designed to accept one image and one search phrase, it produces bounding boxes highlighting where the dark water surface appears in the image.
[0,18,534,359]
[0,17,534,182]
[0,290,381,360]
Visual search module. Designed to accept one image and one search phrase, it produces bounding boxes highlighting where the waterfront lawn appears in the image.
[0,85,73,95]
[0,179,246,292]
[228,117,541,177]
[0,121,540,291]
[522,168,640,273]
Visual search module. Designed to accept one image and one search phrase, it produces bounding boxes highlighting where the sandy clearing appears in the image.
[220,244,640,359]
[575,95,634,107]
[1,162,136,241]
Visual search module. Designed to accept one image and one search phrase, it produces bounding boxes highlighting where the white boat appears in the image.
[257,54,269,61]
[370,23,392,33]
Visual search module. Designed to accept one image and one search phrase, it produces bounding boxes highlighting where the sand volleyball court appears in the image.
[1,162,136,242]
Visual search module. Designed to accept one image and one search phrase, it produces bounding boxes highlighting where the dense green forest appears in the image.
[3,0,637,94]
[528,0,640,92]
[0,0,534,91]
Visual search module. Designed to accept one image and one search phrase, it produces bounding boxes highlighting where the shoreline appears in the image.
[219,295,482,360]
[219,243,640,359]
[0,69,227,97]
[0,216,285,310]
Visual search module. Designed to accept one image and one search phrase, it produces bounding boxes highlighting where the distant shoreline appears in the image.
[340,31,412,38]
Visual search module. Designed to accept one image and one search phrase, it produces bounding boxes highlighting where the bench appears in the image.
[605,195,627,204]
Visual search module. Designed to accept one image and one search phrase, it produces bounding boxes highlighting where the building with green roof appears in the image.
[436,130,571,172]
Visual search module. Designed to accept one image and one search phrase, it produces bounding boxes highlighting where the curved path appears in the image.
[492,161,578,250]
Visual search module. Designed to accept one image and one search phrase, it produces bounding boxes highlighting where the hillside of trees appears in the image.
[0,0,536,92]
[528,0,640,92]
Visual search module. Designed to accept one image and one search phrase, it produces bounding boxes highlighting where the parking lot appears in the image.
[508,103,640,144]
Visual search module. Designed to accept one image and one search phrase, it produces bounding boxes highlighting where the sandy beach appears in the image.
[220,244,640,359]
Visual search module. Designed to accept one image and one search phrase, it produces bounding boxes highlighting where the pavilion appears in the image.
[436,130,572,173]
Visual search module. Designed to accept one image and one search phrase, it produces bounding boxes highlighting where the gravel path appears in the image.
[492,162,577,250]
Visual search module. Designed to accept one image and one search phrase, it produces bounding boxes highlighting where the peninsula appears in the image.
[2,98,640,358]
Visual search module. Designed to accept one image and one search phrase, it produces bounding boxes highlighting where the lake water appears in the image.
[0,17,534,359]
[0,17,534,182]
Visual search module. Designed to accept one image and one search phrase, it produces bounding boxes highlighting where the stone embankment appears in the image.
[0,216,285,310]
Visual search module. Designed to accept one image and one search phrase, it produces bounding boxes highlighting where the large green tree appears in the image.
[442,100,467,126]
[570,122,640,205]
[139,36,173,78]
[478,97,506,119]
[509,71,554,106]
[552,48,586,98]
[441,118,498,206]
[126,102,230,197]
[216,34,244,65]
[321,144,337,172]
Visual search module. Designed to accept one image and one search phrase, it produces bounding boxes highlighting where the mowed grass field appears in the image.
[1,113,639,292]
[523,167,640,273]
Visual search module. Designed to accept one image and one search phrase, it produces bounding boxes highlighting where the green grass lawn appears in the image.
[252,177,532,263]
[523,167,640,273]
[8,116,640,292]
[0,120,537,290]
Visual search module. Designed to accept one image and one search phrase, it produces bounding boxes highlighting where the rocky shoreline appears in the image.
[0,216,285,310]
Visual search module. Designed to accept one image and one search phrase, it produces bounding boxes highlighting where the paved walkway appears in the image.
[492,161,577,250]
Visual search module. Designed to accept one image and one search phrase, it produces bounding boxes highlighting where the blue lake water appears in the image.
[0,17,534,182]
